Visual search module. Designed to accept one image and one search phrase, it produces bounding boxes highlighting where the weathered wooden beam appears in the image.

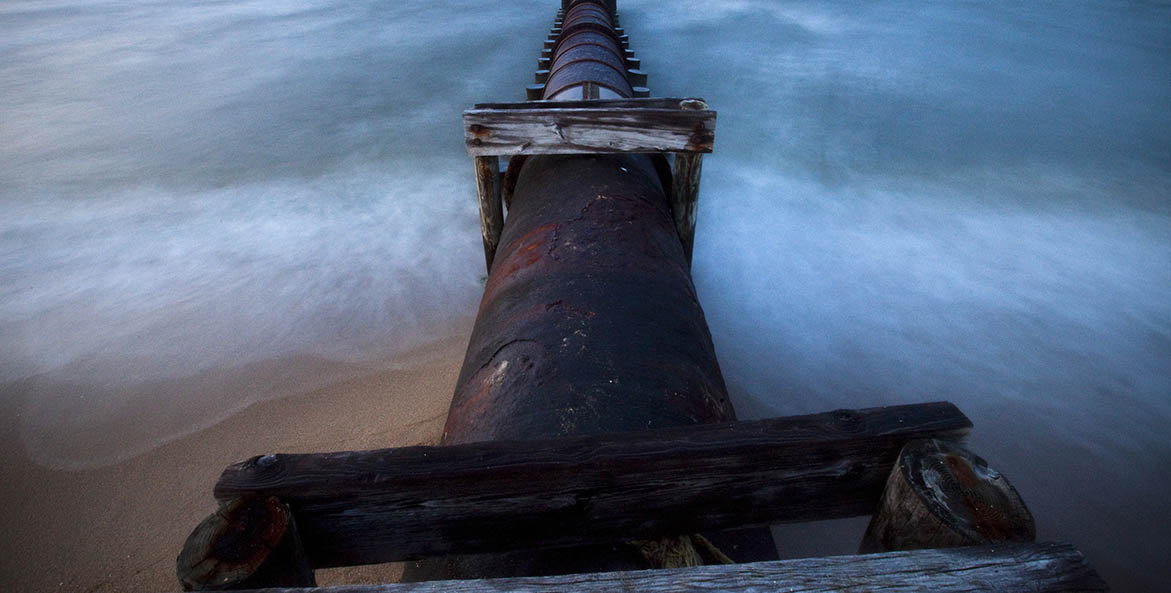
[201,543,1108,593]
[213,402,970,568]
[473,97,693,111]
[472,155,503,271]
[463,101,715,156]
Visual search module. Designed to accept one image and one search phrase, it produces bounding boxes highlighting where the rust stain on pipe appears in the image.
[405,1,775,581]
[444,153,734,445]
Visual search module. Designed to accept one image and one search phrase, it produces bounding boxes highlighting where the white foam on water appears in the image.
[2,0,1169,587]
[1,0,550,467]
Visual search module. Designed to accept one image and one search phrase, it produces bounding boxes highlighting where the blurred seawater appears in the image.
[1,0,1168,589]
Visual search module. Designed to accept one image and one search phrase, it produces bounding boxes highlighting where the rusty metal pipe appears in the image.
[404,0,775,580]
[545,1,630,100]
[406,155,765,581]
[444,153,734,444]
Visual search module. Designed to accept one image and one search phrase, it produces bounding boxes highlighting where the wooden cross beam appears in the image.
[186,542,1107,593]
[211,402,968,568]
[462,97,715,270]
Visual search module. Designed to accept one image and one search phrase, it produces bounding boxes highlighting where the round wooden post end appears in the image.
[177,495,315,591]
[860,438,1035,553]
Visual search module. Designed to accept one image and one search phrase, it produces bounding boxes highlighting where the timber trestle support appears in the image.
[174,1,1107,591]
[174,402,1107,591]
[465,96,713,270]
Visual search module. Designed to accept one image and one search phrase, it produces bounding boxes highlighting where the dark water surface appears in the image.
[2,0,1169,589]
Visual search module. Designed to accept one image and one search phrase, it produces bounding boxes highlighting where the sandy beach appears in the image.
[0,333,469,592]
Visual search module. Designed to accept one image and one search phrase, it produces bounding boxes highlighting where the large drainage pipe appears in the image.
[403,0,776,580]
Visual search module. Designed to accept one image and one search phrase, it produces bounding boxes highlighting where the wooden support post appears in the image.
[859,438,1036,553]
[669,97,709,265]
[671,152,702,265]
[176,495,314,591]
[473,156,503,272]
[579,81,596,99]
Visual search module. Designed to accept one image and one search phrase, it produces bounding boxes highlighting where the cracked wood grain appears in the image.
[212,402,970,568]
[464,105,715,156]
[473,155,503,271]
[197,542,1108,593]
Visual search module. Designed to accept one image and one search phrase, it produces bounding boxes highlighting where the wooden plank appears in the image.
[211,543,1109,593]
[464,103,715,156]
[472,155,503,271]
[472,97,691,111]
[671,152,702,265]
[213,402,971,568]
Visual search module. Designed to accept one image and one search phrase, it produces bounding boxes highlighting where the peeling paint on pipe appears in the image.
[444,153,734,445]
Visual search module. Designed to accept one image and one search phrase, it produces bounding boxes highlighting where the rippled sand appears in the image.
[0,334,466,592]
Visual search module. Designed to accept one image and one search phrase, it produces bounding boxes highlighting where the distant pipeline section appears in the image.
[544,0,631,99]
[531,0,648,101]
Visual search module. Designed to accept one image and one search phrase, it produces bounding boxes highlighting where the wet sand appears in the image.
[0,335,467,592]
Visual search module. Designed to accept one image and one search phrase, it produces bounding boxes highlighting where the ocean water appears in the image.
[1,0,1168,589]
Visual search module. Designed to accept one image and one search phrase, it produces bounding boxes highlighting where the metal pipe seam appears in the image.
[550,34,626,64]
[547,49,629,83]
[554,21,617,52]
[553,27,624,53]
[545,0,629,100]
[545,63,631,99]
